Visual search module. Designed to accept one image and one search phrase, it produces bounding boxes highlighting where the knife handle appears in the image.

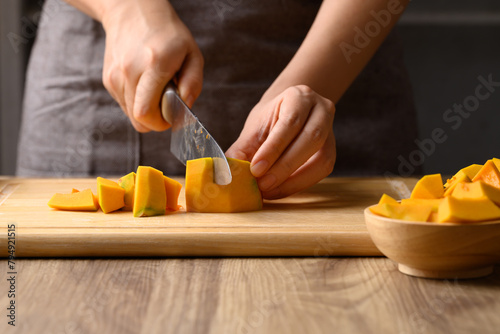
[161,81,178,125]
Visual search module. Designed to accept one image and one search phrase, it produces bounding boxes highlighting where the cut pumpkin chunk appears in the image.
[48,188,98,211]
[438,196,500,223]
[370,203,433,222]
[372,157,500,223]
[461,164,483,180]
[369,203,393,218]
[401,198,443,212]
[92,192,99,209]
[443,164,480,196]
[397,204,433,221]
[164,176,182,211]
[472,160,500,189]
[97,177,125,214]
[118,172,136,211]
[378,194,399,205]
[410,174,444,199]
[185,158,262,213]
[493,158,500,171]
[133,166,166,217]
[443,170,470,196]
[451,181,500,207]
[427,211,439,222]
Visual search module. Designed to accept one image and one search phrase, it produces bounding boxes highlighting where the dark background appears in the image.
[1,0,499,176]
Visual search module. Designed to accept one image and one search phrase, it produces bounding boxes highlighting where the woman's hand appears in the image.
[226,85,336,199]
[100,1,203,132]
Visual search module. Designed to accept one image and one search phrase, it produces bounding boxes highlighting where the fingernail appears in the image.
[258,174,276,191]
[250,160,268,177]
[185,95,195,108]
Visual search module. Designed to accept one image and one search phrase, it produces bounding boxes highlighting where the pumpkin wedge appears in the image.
[401,198,443,213]
[118,172,136,211]
[133,166,166,217]
[164,176,182,211]
[443,170,470,196]
[438,196,500,223]
[410,174,444,199]
[185,158,262,213]
[97,177,125,213]
[461,164,483,180]
[472,160,500,189]
[48,188,98,211]
[451,181,500,207]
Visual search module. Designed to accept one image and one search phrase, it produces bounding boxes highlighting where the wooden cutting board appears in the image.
[0,176,416,257]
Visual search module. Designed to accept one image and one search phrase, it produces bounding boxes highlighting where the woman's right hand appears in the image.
[100,0,204,132]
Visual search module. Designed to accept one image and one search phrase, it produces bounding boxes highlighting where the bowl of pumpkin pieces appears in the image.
[365,158,500,279]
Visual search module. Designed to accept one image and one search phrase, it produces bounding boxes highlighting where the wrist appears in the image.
[100,0,135,30]
[100,0,178,32]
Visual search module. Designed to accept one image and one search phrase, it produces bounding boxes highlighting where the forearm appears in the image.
[63,0,113,21]
[262,0,410,104]
[63,0,177,27]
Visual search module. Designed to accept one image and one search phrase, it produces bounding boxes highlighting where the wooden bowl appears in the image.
[364,206,500,279]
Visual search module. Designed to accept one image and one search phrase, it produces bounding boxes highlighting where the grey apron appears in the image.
[17,0,419,177]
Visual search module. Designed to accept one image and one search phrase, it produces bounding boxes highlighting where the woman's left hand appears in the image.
[226,85,336,199]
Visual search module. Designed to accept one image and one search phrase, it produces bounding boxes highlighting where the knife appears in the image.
[161,81,232,185]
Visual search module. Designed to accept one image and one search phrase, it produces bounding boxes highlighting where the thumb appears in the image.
[177,50,204,108]
[226,133,260,162]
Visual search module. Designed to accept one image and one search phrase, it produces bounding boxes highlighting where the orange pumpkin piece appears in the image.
[133,166,166,217]
[118,172,136,211]
[427,211,440,222]
[185,158,262,213]
[378,194,399,205]
[164,176,182,211]
[443,164,481,196]
[461,164,483,180]
[370,202,433,222]
[369,193,399,215]
[48,188,98,211]
[71,188,99,209]
[97,177,125,214]
[471,160,500,189]
[438,196,500,223]
[493,158,500,171]
[410,174,444,199]
[369,194,399,217]
[443,170,470,196]
[401,198,443,213]
[451,181,500,207]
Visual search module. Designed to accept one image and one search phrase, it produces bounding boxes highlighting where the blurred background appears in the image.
[1,0,499,176]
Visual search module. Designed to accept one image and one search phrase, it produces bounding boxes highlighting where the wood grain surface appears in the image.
[1,257,499,334]
[0,177,416,257]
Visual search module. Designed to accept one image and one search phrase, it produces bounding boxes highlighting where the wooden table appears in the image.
[1,258,499,333]
[1,177,500,333]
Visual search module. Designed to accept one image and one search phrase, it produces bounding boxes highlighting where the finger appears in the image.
[133,68,172,132]
[257,98,334,192]
[226,102,277,162]
[226,132,262,162]
[122,55,142,129]
[129,115,151,133]
[225,144,250,161]
[250,87,314,178]
[262,130,336,199]
[103,62,127,114]
[124,77,152,132]
[103,61,150,133]
[177,49,204,108]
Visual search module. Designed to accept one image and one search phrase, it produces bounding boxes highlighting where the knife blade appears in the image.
[161,81,232,185]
